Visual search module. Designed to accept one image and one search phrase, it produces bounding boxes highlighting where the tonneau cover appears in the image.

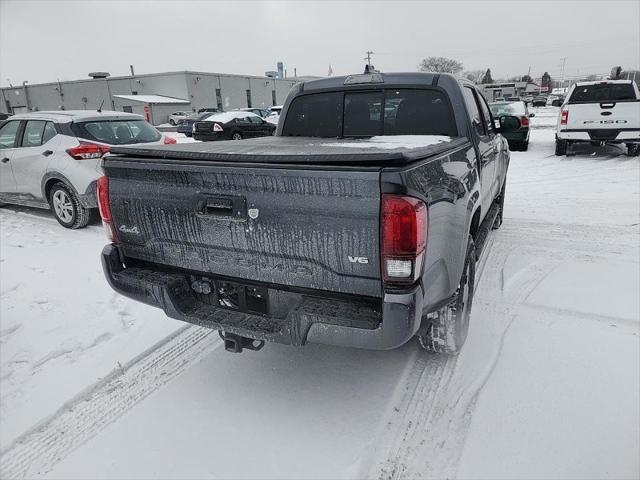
[109,135,468,165]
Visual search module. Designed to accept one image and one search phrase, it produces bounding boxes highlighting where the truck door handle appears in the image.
[1,157,9,163]
[42,150,53,157]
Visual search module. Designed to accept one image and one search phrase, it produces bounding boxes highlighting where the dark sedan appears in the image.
[193,111,276,141]
[531,96,547,107]
[176,112,212,137]
[489,101,533,151]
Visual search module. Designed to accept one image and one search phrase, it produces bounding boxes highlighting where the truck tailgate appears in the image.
[105,159,382,298]
[566,101,640,130]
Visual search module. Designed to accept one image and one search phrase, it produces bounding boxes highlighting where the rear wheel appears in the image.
[49,182,91,229]
[232,132,242,140]
[521,140,529,151]
[417,236,476,354]
[626,143,639,157]
[555,137,567,156]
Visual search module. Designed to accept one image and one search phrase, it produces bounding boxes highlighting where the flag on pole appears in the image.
[328,65,333,77]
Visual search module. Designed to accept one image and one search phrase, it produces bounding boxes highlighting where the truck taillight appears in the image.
[66,141,109,160]
[381,194,428,286]
[96,175,119,243]
[520,116,529,127]
[212,123,223,132]
[560,109,569,126]
[164,135,177,144]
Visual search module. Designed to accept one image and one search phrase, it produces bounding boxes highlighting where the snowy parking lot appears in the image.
[1,108,638,479]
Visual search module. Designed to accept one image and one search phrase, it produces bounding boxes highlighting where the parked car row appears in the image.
[169,106,281,127]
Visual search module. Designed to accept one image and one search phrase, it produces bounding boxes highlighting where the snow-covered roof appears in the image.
[112,95,189,104]
[204,110,260,122]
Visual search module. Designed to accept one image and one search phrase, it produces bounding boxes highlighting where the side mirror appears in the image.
[497,115,521,133]
[529,113,535,117]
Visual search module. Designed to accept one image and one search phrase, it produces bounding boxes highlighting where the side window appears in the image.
[248,116,263,124]
[42,122,57,144]
[0,120,20,149]
[22,120,46,147]
[462,87,486,137]
[477,94,495,135]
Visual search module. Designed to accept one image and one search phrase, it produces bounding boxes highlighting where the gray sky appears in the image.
[1,0,638,87]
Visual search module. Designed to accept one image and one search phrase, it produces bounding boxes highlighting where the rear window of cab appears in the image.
[282,89,458,138]
[568,83,637,103]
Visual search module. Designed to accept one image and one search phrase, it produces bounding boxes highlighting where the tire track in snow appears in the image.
[369,238,561,479]
[0,325,220,479]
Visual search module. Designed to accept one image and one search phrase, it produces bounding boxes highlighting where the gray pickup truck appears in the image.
[98,72,520,354]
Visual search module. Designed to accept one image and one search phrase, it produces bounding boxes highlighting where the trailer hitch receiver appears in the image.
[219,331,265,353]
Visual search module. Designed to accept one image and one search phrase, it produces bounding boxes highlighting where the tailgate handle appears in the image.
[197,196,246,218]
[600,102,616,109]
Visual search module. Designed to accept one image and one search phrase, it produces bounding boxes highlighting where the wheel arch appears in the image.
[41,172,79,205]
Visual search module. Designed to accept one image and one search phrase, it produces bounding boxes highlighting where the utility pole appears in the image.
[560,57,568,88]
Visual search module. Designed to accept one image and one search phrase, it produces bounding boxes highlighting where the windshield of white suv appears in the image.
[71,119,161,145]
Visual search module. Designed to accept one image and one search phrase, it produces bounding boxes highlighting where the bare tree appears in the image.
[418,56,464,75]
[464,70,485,84]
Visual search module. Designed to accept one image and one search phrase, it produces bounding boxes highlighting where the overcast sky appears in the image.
[1,0,638,87]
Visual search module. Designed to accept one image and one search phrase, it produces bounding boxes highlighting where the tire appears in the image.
[417,236,476,354]
[507,141,517,151]
[169,119,176,126]
[555,137,567,156]
[626,143,639,157]
[492,180,506,230]
[49,182,91,229]
[521,140,529,151]
[232,132,242,140]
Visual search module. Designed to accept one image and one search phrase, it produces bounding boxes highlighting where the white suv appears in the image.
[0,110,175,228]
[555,80,640,156]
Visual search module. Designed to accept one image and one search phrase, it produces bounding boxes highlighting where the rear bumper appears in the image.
[502,130,529,142]
[557,129,640,142]
[101,245,422,350]
[192,132,227,141]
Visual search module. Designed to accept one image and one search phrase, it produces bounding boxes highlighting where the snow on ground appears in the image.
[0,211,181,449]
[0,111,638,479]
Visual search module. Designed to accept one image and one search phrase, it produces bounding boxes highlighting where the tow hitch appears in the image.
[219,331,265,353]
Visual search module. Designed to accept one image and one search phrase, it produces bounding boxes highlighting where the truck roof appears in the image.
[108,135,468,166]
[574,79,634,86]
[298,71,454,92]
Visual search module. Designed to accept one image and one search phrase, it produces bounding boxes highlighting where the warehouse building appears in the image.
[0,70,299,125]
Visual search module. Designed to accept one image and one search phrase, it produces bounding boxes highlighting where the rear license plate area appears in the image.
[189,276,269,315]
[588,129,620,140]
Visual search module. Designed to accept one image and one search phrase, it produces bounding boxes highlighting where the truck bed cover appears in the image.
[108,135,468,166]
